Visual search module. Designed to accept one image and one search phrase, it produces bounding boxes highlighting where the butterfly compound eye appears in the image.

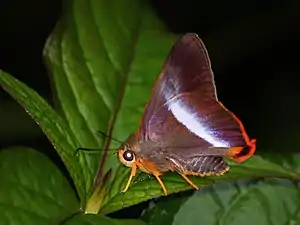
[123,150,135,162]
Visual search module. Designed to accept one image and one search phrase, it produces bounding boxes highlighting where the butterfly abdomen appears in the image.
[168,155,230,176]
[185,156,229,176]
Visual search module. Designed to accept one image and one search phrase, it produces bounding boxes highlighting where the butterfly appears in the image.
[116,33,256,196]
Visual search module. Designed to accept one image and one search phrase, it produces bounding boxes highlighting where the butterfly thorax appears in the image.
[137,140,172,174]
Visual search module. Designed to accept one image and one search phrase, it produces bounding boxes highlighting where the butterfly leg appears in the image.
[122,163,137,193]
[179,173,199,190]
[165,156,199,191]
[154,175,168,196]
[136,159,168,196]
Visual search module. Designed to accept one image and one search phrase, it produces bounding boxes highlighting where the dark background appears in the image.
[0,0,299,217]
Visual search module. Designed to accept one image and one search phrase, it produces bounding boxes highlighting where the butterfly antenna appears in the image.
[74,147,117,156]
[75,131,122,156]
[96,130,123,144]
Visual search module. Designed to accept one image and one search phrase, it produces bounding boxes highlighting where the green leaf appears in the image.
[0,70,87,203]
[142,179,300,225]
[42,0,176,210]
[99,154,300,214]
[41,0,300,215]
[0,147,79,225]
[63,214,147,225]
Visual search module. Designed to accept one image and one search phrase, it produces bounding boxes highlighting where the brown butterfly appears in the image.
[117,33,256,196]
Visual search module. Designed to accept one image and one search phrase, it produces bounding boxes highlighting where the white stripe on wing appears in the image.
[168,97,230,147]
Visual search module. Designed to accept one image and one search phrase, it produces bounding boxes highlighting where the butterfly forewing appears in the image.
[138,33,249,157]
[139,33,216,142]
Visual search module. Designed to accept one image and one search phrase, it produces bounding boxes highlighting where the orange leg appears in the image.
[136,159,169,196]
[180,173,199,190]
[122,163,137,193]
[154,175,168,196]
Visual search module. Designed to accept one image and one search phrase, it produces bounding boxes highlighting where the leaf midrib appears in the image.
[95,6,144,181]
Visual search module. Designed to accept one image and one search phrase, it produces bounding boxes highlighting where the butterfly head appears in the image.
[117,133,140,168]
